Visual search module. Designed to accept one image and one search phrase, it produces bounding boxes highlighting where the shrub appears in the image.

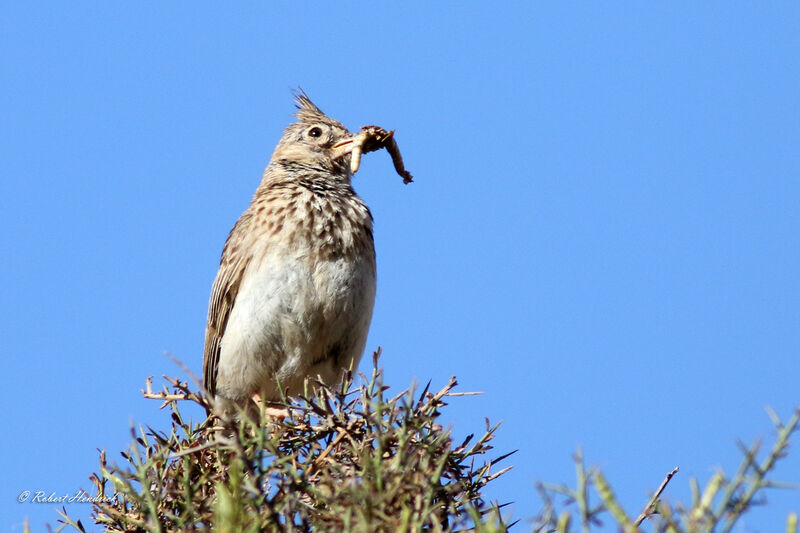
[59,352,512,532]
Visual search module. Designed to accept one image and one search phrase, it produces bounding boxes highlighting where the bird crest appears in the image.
[293,89,329,124]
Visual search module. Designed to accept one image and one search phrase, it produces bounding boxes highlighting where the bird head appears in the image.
[270,91,358,177]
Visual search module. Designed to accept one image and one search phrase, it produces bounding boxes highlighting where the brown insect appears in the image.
[347,125,413,184]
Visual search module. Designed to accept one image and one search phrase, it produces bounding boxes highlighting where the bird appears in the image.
[202,93,377,416]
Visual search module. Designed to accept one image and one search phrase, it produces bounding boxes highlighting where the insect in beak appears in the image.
[331,126,413,184]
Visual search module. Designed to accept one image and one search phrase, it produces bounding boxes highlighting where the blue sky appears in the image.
[2,3,799,531]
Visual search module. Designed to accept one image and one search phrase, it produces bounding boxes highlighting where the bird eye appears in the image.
[308,127,323,138]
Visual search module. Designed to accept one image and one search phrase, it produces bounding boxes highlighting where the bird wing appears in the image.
[203,213,254,399]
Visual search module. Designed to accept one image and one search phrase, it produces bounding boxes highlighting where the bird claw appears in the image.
[251,391,289,420]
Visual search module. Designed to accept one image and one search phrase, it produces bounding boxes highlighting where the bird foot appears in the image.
[251,392,289,421]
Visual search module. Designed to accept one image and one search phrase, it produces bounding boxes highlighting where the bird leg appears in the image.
[251,391,289,420]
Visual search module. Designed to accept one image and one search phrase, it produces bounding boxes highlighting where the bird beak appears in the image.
[330,137,356,160]
[330,134,366,173]
[330,127,395,174]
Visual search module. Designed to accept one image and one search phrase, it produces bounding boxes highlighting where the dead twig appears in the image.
[634,466,680,526]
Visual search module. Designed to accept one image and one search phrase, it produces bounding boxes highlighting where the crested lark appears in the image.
[203,94,383,415]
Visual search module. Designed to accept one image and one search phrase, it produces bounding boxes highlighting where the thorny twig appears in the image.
[634,466,680,526]
[141,375,209,410]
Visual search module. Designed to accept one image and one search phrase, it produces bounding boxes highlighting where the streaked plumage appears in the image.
[203,94,376,414]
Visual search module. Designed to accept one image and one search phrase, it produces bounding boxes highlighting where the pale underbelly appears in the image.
[215,252,376,401]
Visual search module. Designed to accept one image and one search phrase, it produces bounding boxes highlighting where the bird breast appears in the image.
[214,186,376,401]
